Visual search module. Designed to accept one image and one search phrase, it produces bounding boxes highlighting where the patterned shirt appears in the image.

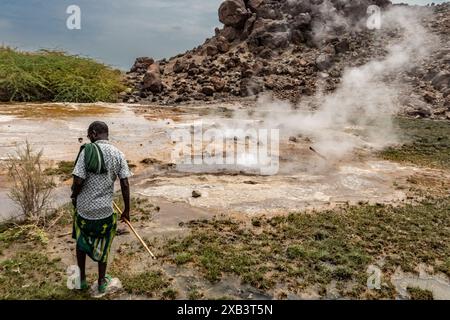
[72,140,132,220]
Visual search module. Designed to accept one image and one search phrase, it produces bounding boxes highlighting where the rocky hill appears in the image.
[123,0,450,120]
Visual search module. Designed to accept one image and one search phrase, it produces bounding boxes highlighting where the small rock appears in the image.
[201,85,215,96]
[423,91,437,103]
[316,54,334,71]
[206,45,219,56]
[192,190,202,198]
[431,71,450,90]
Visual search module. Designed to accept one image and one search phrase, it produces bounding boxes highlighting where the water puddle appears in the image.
[0,103,118,119]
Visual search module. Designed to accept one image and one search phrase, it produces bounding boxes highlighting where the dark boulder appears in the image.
[216,36,231,53]
[201,85,215,96]
[130,57,154,73]
[206,45,219,56]
[219,0,249,27]
[173,59,188,73]
[142,64,162,93]
[431,71,450,90]
[247,0,264,12]
[315,54,334,71]
[221,25,240,41]
[334,39,350,54]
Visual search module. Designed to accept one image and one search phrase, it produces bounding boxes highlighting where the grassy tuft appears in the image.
[162,288,178,300]
[114,270,170,297]
[380,117,450,169]
[187,286,204,300]
[174,252,192,265]
[0,47,124,103]
[407,287,434,300]
[114,195,158,222]
[44,161,75,181]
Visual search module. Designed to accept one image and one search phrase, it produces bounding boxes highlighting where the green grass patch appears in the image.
[114,270,170,297]
[114,195,158,222]
[0,224,50,252]
[0,201,74,252]
[187,286,204,300]
[174,252,192,265]
[0,252,90,299]
[380,117,450,169]
[164,197,450,298]
[407,287,434,300]
[0,47,124,103]
[162,288,178,300]
[44,161,75,181]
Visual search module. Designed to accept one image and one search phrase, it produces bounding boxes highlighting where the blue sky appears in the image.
[0,0,447,69]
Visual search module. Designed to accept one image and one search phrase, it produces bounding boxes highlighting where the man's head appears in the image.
[87,121,109,142]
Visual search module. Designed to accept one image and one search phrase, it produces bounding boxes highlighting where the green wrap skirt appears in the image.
[72,210,117,263]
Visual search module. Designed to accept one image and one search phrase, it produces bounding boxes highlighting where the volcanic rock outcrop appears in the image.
[123,0,450,120]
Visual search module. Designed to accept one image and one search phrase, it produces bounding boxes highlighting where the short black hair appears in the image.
[88,121,109,135]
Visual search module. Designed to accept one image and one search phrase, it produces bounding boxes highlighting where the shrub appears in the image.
[0,47,124,103]
[6,141,54,222]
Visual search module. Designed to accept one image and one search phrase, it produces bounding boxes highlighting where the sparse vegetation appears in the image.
[380,117,450,169]
[44,161,75,181]
[2,193,449,299]
[164,197,450,298]
[0,47,124,103]
[0,252,89,299]
[407,287,434,300]
[162,288,178,300]
[114,270,170,297]
[0,201,74,253]
[6,141,54,223]
[114,195,158,222]
[174,252,192,265]
[187,286,204,300]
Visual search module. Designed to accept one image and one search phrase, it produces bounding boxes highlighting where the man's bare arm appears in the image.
[71,175,85,208]
[120,178,130,221]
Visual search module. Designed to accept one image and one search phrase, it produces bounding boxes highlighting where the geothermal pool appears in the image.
[0,102,428,222]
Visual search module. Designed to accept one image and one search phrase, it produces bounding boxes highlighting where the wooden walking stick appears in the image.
[113,201,156,259]
[309,146,327,161]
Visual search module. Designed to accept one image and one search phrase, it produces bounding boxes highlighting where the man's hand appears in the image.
[121,208,130,222]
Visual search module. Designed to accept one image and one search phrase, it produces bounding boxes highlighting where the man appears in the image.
[71,121,131,293]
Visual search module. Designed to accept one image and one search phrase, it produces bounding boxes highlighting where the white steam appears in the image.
[242,5,437,159]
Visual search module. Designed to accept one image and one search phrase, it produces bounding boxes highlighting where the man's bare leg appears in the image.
[98,262,107,286]
[76,246,86,283]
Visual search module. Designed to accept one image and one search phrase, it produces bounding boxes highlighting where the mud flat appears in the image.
[0,102,448,221]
